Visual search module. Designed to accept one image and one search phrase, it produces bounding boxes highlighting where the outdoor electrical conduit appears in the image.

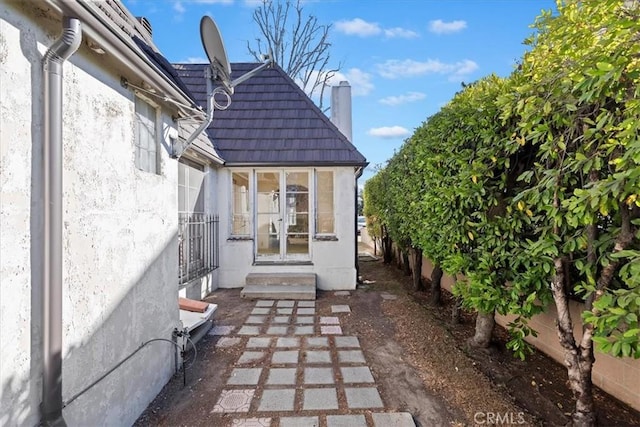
[42,15,82,426]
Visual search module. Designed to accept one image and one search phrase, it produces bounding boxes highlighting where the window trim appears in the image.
[314,169,336,237]
[134,94,161,175]
[178,158,205,214]
[230,169,252,237]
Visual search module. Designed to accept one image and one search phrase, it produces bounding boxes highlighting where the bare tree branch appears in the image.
[247,0,341,111]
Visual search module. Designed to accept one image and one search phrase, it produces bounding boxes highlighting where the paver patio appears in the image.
[209,298,417,426]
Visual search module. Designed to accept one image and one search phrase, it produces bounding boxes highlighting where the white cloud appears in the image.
[173,1,185,13]
[295,68,373,107]
[329,68,374,96]
[179,56,209,63]
[384,27,419,39]
[376,58,478,81]
[171,0,233,15]
[368,126,410,139]
[192,0,234,4]
[335,18,418,39]
[379,91,426,106]
[428,19,467,35]
[449,59,478,81]
[335,18,381,37]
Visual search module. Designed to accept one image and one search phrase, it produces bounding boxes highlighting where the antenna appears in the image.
[200,16,233,94]
[174,16,274,158]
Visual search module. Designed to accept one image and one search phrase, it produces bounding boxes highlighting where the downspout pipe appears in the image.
[355,166,364,285]
[42,16,82,426]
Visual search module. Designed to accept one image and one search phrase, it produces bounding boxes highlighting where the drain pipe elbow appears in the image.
[43,17,82,74]
[42,15,81,427]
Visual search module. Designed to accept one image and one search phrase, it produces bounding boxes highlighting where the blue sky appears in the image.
[123,0,557,182]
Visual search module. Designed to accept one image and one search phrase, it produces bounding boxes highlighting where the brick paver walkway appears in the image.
[209,298,415,427]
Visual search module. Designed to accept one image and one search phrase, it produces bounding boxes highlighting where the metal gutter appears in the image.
[42,15,82,426]
[223,162,369,168]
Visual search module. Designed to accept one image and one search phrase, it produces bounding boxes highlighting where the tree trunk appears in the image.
[551,258,596,427]
[451,275,461,324]
[382,227,393,264]
[396,247,403,270]
[468,310,495,348]
[451,297,462,324]
[550,204,635,426]
[402,250,411,276]
[411,247,424,291]
[430,263,443,305]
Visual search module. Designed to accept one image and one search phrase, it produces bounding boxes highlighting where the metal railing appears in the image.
[178,213,219,286]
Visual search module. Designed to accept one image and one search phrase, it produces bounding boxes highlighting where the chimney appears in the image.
[331,81,352,142]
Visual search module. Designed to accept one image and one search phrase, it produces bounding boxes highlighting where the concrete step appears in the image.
[246,272,316,286]
[241,283,316,300]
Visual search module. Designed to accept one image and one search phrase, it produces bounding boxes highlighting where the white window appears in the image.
[231,172,250,235]
[178,160,205,214]
[134,96,159,174]
[315,170,334,234]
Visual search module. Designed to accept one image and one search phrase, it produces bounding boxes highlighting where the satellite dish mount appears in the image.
[174,16,273,158]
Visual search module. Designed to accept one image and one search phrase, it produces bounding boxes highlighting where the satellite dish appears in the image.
[200,16,233,94]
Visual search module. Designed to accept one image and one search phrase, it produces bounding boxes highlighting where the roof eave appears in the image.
[44,0,197,110]
[223,161,368,168]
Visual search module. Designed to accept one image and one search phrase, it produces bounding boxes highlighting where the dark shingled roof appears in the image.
[132,36,198,104]
[173,63,367,166]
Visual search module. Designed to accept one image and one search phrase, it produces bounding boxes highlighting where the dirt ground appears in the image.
[357,255,640,427]
[136,255,640,426]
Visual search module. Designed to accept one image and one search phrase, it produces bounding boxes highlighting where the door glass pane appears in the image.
[286,234,309,255]
[256,172,281,257]
[256,213,279,255]
[285,172,308,257]
[257,172,279,194]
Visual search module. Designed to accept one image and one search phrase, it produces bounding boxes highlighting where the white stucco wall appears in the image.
[1,4,180,425]
[216,167,358,290]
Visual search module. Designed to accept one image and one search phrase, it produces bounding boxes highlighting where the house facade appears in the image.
[0,1,216,425]
[1,1,365,425]
[175,63,367,292]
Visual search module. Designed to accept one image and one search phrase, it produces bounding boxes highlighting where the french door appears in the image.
[255,170,309,261]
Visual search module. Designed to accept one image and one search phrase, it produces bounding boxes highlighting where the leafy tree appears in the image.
[367,3,639,423]
[373,74,551,346]
[363,171,392,262]
[247,0,340,110]
[428,75,550,349]
[506,1,640,424]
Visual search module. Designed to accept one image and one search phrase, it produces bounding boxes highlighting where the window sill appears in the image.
[253,260,313,266]
[313,235,338,241]
[227,236,253,241]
